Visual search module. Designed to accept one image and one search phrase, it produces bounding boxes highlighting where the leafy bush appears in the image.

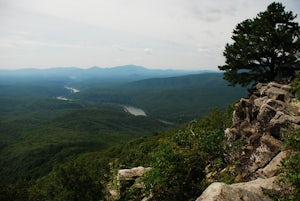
[139,108,233,201]
[142,141,207,201]
[291,71,300,99]
[282,130,300,200]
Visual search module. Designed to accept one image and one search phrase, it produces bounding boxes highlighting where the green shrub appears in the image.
[282,130,300,200]
[142,141,207,201]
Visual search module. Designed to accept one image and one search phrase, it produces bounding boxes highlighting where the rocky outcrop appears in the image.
[196,177,279,201]
[107,166,151,200]
[196,82,298,201]
[224,82,300,180]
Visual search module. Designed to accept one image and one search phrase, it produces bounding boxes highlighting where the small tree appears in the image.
[219,2,300,87]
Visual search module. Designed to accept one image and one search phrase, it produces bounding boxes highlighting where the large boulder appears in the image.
[196,177,279,201]
[117,166,151,181]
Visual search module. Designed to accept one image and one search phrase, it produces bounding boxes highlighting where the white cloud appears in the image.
[0,0,299,70]
[143,48,153,55]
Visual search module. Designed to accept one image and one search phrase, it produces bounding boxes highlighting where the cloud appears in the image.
[197,47,209,53]
[143,48,153,55]
[0,36,101,49]
[0,0,299,70]
[178,0,238,23]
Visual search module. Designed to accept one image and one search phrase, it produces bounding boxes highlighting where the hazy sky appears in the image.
[0,0,299,70]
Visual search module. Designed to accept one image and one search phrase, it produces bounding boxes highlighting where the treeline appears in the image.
[0,98,170,184]
[0,106,234,201]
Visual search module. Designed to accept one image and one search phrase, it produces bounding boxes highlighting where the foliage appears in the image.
[139,108,232,201]
[219,2,300,87]
[291,70,300,99]
[0,181,33,201]
[30,161,104,201]
[72,73,246,122]
[106,136,163,168]
[0,101,169,184]
[142,142,207,201]
[282,130,300,200]
[0,72,245,184]
[0,70,243,200]
[0,106,234,201]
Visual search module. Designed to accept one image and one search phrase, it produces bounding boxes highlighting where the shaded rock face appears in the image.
[196,177,279,201]
[224,82,300,180]
[196,82,297,201]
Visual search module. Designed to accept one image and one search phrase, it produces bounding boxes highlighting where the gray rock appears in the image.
[247,134,283,174]
[108,166,151,200]
[117,166,151,181]
[196,177,279,201]
[224,82,300,180]
[197,82,296,201]
[258,150,290,178]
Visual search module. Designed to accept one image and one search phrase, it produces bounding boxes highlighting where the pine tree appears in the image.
[219,2,300,87]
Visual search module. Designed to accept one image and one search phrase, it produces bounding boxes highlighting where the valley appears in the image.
[1,2,299,200]
[0,65,247,195]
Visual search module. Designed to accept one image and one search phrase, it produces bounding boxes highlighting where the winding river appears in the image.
[124,106,147,116]
[56,86,80,101]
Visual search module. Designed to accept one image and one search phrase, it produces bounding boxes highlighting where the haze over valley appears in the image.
[0,64,246,183]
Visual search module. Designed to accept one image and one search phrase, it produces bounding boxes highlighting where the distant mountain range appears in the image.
[123,73,227,90]
[0,65,219,84]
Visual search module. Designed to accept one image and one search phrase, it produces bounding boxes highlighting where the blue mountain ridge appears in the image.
[0,65,220,84]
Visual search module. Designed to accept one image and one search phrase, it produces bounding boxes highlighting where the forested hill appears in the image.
[71,73,247,122]
[122,73,227,89]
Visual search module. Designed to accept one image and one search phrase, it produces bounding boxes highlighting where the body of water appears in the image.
[65,86,80,93]
[124,106,147,116]
[56,96,69,101]
[56,86,80,101]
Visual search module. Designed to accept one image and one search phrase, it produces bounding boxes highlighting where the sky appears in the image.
[0,0,299,70]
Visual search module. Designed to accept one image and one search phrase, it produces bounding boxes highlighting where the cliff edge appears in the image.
[196,82,300,200]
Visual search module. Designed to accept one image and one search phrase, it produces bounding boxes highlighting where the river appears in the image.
[124,106,147,116]
[56,86,80,101]
[65,86,80,93]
